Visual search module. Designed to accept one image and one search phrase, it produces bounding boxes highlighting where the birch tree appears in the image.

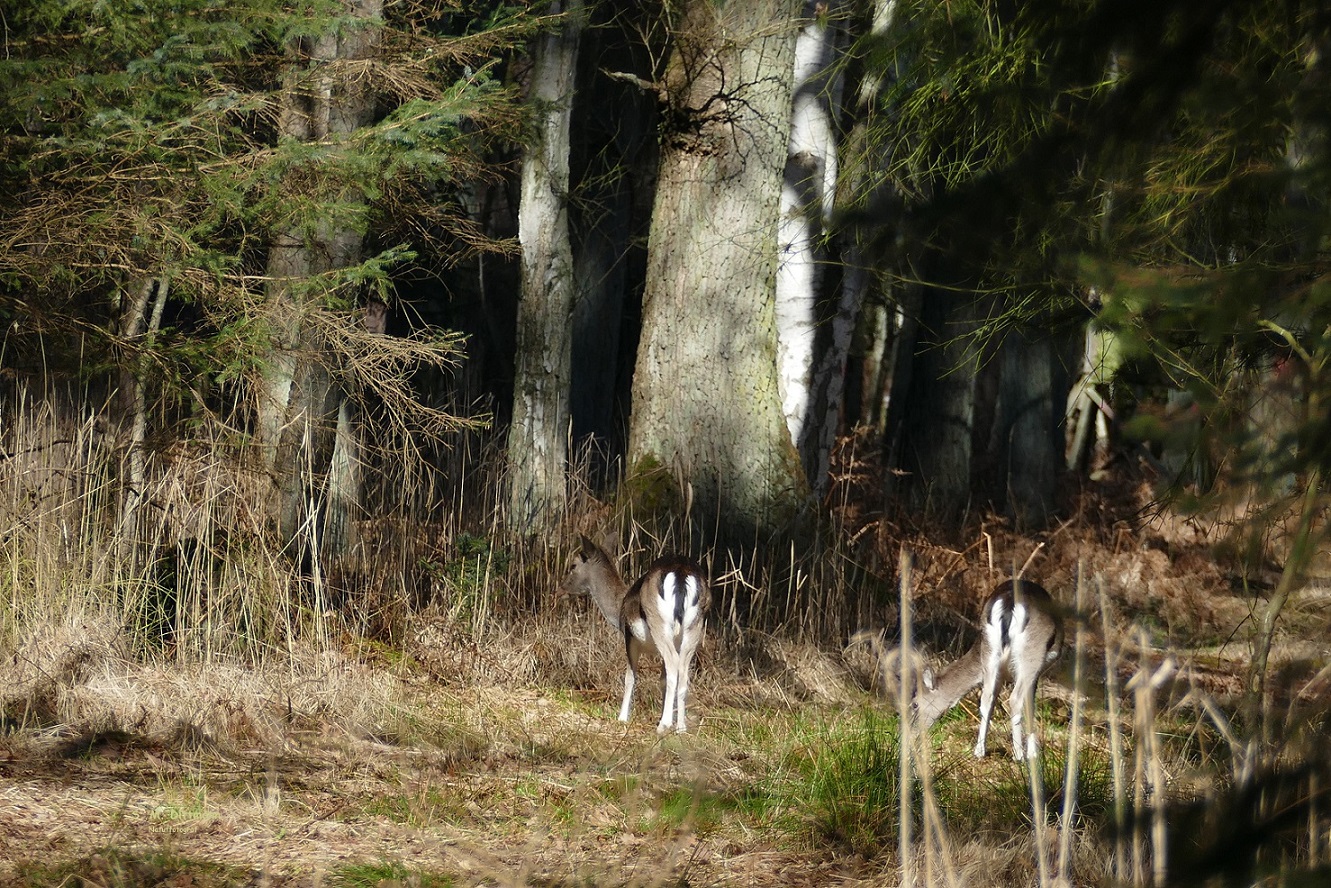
[776,1,850,492]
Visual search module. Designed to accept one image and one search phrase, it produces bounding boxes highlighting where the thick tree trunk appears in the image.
[995,329,1058,530]
[259,0,381,555]
[506,0,584,531]
[629,0,807,539]
[890,280,981,522]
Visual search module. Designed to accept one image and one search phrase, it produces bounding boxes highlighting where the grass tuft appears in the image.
[10,847,246,888]
[334,860,455,887]
[784,708,909,858]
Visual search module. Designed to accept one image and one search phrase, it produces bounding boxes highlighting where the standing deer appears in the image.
[561,536,710,734]
[911,579,1064,760]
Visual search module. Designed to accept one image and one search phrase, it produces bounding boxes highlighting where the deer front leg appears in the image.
[621,635,645,723]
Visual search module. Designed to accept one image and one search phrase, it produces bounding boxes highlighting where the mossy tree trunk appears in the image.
[628,0,808,540]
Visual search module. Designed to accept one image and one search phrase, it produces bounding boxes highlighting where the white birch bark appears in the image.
[800,0,899,494]
[776,4,842,444]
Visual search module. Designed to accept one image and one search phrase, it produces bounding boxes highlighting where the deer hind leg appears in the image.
[620,633,646,723]
[673,625,704,733]
[1008,669,1038,761]
[656,636,684,734]
[974,635,1004,758]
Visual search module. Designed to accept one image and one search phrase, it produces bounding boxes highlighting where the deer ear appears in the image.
[922,666,936,691]
[595,532,621,559]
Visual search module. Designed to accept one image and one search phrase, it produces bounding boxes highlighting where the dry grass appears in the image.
[2,390,1330,886]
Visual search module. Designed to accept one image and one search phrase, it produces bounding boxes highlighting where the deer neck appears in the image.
[584,561,629,631]
[913,645,985,729]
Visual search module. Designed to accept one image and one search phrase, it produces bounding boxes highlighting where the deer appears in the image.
[910,579,1064,761]
[560,535,710,734]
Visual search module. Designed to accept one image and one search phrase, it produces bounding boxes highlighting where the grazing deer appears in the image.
[561,536,710,734]
[911,579,1064,761]
[849,629,934,701]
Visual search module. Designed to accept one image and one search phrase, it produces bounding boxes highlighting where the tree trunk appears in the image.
[889,278,981,522]
[628,0,807,540]
[778,2,856,495]
[568,0,658,475]
[259,0,381,555]
[116,274,169,572]
[777,2,843,450]
[506,0,584,531]
[995,328,1058,530]
[801,0,904,493]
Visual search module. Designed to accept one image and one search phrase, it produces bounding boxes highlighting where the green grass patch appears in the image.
[334,860,455,888]
[926,735,1117,835]
[778,707,910,858]
[362,788,471,827]
[765,705,1120,857]
[596,773,640,802]
[641,784,770,835]
[10,847,245,887]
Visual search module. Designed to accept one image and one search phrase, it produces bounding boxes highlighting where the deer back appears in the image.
[985,579,1063,665]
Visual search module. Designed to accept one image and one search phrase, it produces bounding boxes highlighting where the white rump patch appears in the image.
[656,573,678,628]
[1012,601,1029,633]
[680,575,702,627]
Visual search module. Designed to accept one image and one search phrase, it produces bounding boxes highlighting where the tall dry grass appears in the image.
[0,384,414,747]
[3,381,1331,888]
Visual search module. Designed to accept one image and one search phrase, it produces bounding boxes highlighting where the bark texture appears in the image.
[629,0,807,537]
[507,0,584,530]
[779,1,853,493]
[259,0,381,553]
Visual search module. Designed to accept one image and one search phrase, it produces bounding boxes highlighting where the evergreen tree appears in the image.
[0,0,524,565]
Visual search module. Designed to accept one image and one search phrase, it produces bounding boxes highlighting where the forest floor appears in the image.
[1,500,1327,888]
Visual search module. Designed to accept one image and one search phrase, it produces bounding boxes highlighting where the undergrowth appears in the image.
[2,389,1331,887]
